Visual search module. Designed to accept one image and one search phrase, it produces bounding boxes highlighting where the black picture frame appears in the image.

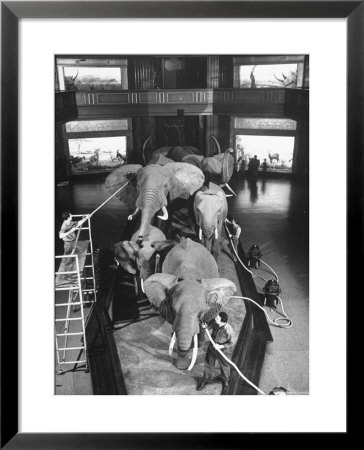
[1,1,359,447]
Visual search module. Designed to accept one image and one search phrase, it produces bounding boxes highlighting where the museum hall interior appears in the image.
[55,54,309,396]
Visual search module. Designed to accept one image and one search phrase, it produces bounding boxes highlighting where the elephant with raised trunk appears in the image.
[144,238,236,370]
[105,162,205,243]
[194,182,228,259]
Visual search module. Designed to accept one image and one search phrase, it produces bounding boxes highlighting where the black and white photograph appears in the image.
[2,1,354,443]
[54,54,309,396]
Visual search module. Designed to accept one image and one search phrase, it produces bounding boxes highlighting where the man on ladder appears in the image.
[59,211,90,280]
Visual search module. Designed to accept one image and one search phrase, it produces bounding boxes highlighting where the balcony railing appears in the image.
[56,88,308,121]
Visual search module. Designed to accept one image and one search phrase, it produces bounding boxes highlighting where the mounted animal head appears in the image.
[105,162,205,241]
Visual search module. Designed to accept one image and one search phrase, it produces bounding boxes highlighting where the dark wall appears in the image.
[130,116,155,163]
[154,116,202,148]
[128,56,209,90]
[55,124,69,182]
[294,120,309,180]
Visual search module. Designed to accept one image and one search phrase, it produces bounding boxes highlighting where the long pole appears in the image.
[60,179,133,239]
[89,179,132,217]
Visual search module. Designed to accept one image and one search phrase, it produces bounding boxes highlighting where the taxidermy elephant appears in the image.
[201,136,235,196]
[194,182,228,258]
[113,225,168,282]
[144,238,236,370]
[105,162,205,242]
[142,136,204,169]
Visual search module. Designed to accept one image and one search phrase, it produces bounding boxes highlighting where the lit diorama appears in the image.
[68,135,127,174]
[236,135,295,173]
[240,64,299,89]
[63,66,123,91]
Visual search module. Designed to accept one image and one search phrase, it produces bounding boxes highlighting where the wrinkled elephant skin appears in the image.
[114,225,166,280]
[105,162,204,241]
[194,182,228,258]
[144,238,236,370]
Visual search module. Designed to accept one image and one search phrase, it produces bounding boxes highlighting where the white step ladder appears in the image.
[54,215,98,374]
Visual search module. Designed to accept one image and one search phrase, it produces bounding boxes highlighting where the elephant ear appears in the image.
[207,182,225,197]
[166,162,205,200]
[221,152,234,184]
[143,273,178,308]
[182,154,204,169]
[104,164,142,209]
[200,278,237,323]
[114,241,139,274]
[201,156,222,175]
[143,273,178,323]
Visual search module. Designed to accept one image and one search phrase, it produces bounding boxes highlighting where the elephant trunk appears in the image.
[137,187,166,240]
[175,332,198,370]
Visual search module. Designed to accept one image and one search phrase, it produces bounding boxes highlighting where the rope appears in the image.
[203,325,266,395]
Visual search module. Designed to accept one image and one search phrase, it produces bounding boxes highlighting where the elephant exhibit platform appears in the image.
[84,194,273,396]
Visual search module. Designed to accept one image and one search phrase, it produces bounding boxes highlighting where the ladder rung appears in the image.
[55,302,83,306]
[80,277,94,280]
[56,332,84,336]
[55,287,80,291]
[55,270,78,275]
[58,346,86,351]
[56,317,84,322]
[58,360,87,365]
[84,265,93,268]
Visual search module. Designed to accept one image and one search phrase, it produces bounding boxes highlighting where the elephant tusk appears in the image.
[142,136,152,165]
[128,207,140,221]
[211,135,222,154]
[157,206,168,221]
[187,334,198,371]
[169,332,176,355]
[225,183,236,197]
[140,278,145,293]
[215,228,218,239]
[199,227,203,240]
